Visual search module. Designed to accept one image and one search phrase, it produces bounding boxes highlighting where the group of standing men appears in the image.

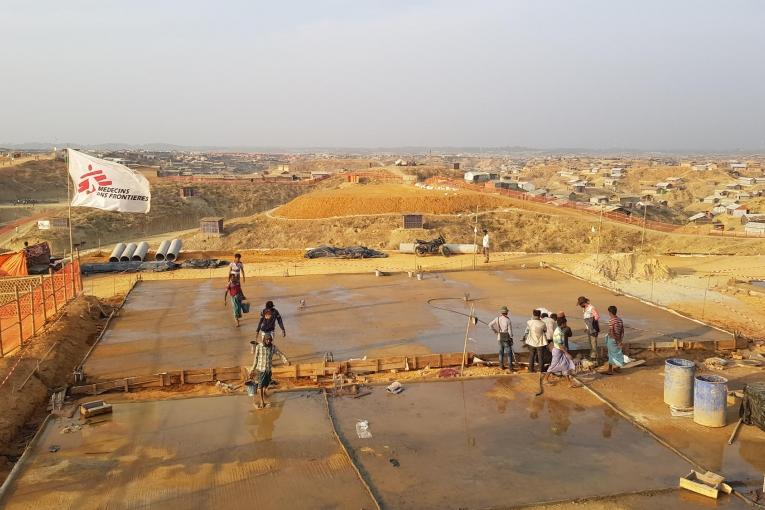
[488,296,627,385]
[224,253,291,409]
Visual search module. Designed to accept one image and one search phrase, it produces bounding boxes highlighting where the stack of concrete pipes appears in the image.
[107,241,151,262]
[155,239,182,261]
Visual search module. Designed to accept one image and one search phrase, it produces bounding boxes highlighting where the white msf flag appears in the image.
[67,148,151,213]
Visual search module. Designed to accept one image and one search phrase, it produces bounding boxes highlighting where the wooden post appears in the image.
[50,268,59,313]
[63,266,70,302]
[69,263,75,298]
[0,316,5,357]
[30,286,37,334]
[41,276,48,322]
[15,286,23,346]
[460,303,475,376]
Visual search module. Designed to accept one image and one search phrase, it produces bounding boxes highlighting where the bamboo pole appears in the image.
[50,268,59,312]
[41,276,48,322]
[460,303,475,376]
[15,286,23,346]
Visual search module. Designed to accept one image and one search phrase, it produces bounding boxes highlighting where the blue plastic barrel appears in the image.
[693,375,728,427]
[664,358,695,408]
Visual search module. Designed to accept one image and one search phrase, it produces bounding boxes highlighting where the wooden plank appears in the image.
[679,472,719,499]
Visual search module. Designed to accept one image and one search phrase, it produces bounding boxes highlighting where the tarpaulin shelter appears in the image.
[22,242,51,273]
[0,251,28,276]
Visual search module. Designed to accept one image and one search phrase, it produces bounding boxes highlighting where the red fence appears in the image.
[0,262,82,356]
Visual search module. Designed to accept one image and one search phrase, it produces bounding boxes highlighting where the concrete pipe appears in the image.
[166,239,182,262]
[108,243,126,262]
[155,239,171,261]
[119,243,137,262]
[132,241,149,262]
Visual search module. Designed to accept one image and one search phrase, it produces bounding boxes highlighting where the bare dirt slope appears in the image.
[182,203,765,255]
[1,160,323,254]
[272,182,507,219]
[0,295,110,483]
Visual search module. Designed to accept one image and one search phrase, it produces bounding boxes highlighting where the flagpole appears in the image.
[65,148,74,264]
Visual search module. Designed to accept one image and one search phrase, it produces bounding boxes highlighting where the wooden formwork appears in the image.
[71,352,471,396]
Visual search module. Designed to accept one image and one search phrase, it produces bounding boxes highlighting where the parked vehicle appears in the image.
[415,234,450,257]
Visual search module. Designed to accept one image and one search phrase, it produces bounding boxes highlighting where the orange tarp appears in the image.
[0,251,28,276]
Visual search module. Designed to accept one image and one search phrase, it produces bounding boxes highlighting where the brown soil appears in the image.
[0,295,110,483]
[272,183,508,219]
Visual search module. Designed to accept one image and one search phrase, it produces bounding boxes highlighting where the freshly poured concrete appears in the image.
[83,269,727,381]
[330,377,691,509]
[0,393,374,510]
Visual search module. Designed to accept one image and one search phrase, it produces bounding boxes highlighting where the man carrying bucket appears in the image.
[249,333,290,409]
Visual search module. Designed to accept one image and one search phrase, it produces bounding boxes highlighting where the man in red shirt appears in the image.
[224,275,244,327]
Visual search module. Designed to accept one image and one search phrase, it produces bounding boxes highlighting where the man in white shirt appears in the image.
[482,229,490,263]
[524,309,548,373]
[541,312,556,344]
[229,253,245,283]
[488,306,514,371]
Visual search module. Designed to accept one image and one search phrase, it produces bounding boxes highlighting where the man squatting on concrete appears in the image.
[249,332,289,409]
[489,306,514,371]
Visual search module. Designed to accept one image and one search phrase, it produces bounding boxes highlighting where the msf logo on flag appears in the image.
[78,164,113,194]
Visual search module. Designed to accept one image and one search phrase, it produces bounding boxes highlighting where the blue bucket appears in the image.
[693,374,728,427]
[664,358,695,408]
[244,381,256,397]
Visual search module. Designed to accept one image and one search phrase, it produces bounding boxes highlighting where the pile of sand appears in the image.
[583,253,675,282]
[272,184,508,219]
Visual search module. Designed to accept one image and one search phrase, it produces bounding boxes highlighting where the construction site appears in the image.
[2,159,765,508]
[6,1,765,507]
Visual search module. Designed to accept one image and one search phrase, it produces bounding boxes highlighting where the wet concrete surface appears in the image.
[587,359,765,489]
[0,393,375,510]
[84,269,728,381]
[329,377,691,509]
[527,488,751,509]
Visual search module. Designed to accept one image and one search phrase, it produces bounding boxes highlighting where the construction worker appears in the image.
[255,301,286,350]
[544,315,579,387]
[249,333,289,409]
[223,274,243,327]
[603,305,625,375]
[229,253,245,283]
[577,296,600,361]
[489,306,514,371]
[524,309,548,373]
[482,229,490,263]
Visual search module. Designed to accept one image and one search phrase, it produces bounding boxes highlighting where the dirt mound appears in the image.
[0,295,109,483]
[272,183,508,219]
[581,253,675,282]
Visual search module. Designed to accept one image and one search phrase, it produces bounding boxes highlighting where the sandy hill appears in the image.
[0,159,68,202]
[0,160,324,254]
[272,183,508,219]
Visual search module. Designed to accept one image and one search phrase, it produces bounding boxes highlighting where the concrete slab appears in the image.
[329,377,691,509]
[586,359,765,485]
[0,393,375,510]
[83,269,728,381]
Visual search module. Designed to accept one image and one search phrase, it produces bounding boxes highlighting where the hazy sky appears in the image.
[1,0,763,150]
